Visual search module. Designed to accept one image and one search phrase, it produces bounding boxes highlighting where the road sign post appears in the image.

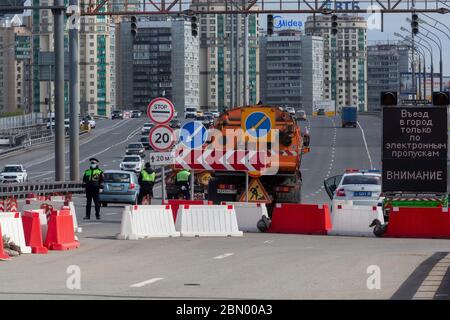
[149,125,175,152]
[147,97,175,124]
[162,166,166,201]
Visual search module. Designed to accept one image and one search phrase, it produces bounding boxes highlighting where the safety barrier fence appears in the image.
[0,182,84,199]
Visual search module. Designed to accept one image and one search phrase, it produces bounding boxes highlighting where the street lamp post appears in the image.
[395,33,430,100]
[414,34,439,95]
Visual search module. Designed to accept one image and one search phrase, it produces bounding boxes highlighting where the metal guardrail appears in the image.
[0,181,84,199]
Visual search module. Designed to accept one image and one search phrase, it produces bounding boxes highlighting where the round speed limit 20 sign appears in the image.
[149,124,176,152]
[147,97,175,124]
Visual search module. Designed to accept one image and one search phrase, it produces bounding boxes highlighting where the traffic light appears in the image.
[267,14,274,35]
[380,91,398,106]
[131,16,138,37]
[411,13,419,35]
[191,16,198,37]
[432,91,449,106]
[331,14,338,35]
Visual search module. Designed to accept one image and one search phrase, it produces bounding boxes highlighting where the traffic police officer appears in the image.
[138,162,156,204]
[175,169,191,199]
[82,158,104,220]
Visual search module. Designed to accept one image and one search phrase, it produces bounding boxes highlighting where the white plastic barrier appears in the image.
[222,202,269,232]
[22,199,82,233]
[329,203,385,237]
[176,205,243,237]
[117,205,180,240]
[0,212,32,254]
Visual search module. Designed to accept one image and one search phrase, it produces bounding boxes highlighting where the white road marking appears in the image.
[213,253,234,260]
[130,277,164,288]
[104,213,118,216]
[264,240,274,244]
[79,222,101,226]
[357,121,374,169]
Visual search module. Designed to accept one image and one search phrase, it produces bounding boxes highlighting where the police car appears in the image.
[324,169,382,210]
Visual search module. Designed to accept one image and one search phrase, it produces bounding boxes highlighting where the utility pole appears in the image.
[54,0,65,181]
[230,13,235,108]
[243,14,249,105]
[69,0,80,181]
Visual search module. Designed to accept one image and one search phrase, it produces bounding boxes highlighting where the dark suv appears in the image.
[112,110,123,119]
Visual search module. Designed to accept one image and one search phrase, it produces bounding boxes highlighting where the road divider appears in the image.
[0,224,11,260]
[0,212,32,254]
[117,205,180,240]
[221,202,269,232]
[44,207,79,250]
[175,205,243,237]
[22,210,48,254]
[23,198,81,233]
[385,207,450,239]
[162,199,211,222]
[329,202,384,237]
[268,203,332,235]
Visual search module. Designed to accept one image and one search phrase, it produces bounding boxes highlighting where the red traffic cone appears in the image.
[44,208,79,250]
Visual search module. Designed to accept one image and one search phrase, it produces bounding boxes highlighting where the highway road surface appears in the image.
[0,115,449,300]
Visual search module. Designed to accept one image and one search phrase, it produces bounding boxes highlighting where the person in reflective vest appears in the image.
[175,169,191,199]
[82,157,104,220]
[138,162,156,204]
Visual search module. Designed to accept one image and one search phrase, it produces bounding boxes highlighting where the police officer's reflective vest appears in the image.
[84,168,103,182]
[141,169,156,182]
[176,170,190,182]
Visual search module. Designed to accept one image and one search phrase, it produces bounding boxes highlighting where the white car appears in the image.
[185,107,197,119]
[120,155,144,173]
[0,165,28,183]
[141,122,154,134]
[210,110,220,118]
[285,107,296,116]
[324,169,382,210]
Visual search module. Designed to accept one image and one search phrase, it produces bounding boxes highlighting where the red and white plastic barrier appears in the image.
[385,207,450,239]
[329,203,384,237]
[0,224,12,261]
[44,207,79,250]
[175,205,243,237]
[23,199,81,233]
[117,205,180,240]
[268,203,332,235]
[162,199,211,222]
[0,212,32,254]
[22,211,48,254]
[221,202,269,232]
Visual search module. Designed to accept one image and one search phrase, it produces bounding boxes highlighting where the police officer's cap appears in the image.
[145,162,151,168]
[89,157,100,163]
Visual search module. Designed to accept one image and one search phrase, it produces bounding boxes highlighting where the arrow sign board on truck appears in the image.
[147,97,175,124]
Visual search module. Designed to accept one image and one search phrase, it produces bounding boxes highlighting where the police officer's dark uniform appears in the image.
[83,158,104,220]
[175,169,191,199]
[138,163,156,204]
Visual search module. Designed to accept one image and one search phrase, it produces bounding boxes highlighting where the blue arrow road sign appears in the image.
[245,111,272,138]
[179,121,208,149]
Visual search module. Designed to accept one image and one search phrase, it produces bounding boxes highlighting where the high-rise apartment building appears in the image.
[128,18,199,116]
[305,14,368,111]
[260,30,324,114]
[31,0,113,117]
[0,21,32,115]
[190,0,259,111]
[367,42,410,111]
